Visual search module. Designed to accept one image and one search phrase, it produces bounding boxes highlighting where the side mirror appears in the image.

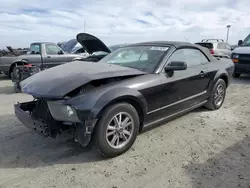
[238,40,243,46]
[165,61,187,72]
[58,50,64,55]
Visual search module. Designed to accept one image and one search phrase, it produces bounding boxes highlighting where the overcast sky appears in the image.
[0,0,250,48]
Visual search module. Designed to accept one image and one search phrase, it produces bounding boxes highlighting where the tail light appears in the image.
[210,49,214,54]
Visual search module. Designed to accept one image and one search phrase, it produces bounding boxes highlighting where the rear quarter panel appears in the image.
[0,56,18,72]
[0,54,42,73]
[205,57,234,93]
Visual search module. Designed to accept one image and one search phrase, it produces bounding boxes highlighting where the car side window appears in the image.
[46,44,62,55]
[166,48,209,69]
[29,44,41,54]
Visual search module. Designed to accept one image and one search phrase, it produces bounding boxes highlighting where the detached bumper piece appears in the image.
[14,100,63,138]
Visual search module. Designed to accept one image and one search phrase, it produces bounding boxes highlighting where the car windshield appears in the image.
[99,45,169,73]
[242,34,250,46]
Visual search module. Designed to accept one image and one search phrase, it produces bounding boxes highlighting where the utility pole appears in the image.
[226,25,231,43]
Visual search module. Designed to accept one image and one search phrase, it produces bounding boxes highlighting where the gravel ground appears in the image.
[0,74,249,188]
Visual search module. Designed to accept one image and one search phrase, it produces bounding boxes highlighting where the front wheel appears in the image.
[95,103,140,157]
[204,79,226,110]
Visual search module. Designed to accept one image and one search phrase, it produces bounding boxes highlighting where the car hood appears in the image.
[20,61,146,98]
[61,39,78,53]
[76,33,111,54]
[232,46,250,54]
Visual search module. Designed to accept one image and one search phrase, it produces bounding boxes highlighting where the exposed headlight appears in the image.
[47,101,80,123]
[66,105,75,116]
[232,54,239,59]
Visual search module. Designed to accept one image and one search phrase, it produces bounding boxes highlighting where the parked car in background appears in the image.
[71,33,129,62]
[59,36,129,55]
[195,39,232,58]
[59,39,87,54]
[0,42,81,78]
[10,33,131,92]
[15,41,234,157]
[0,32,127,80]
[231,33,250,77]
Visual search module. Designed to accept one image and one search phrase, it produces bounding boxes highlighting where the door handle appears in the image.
[199,71,206,77]
[47,56,51,58]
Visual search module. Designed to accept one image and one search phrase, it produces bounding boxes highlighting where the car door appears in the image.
[44,44,68,68]
[144,48,211,124]
[25,43,42,65]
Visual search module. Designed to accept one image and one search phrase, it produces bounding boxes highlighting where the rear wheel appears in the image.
[95,103,139,157]
[12,66,21,81]
[14,82,21,93]
[204,79,226,110]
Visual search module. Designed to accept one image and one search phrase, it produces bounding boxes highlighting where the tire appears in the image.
[95,103,140,157]
[8,67,14,78]
[204,78,226,110]
[14,82,21,93]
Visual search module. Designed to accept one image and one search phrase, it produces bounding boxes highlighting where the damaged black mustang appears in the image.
[15,41,234,157]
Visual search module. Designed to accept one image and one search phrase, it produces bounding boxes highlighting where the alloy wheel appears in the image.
[106,112,134,149]
[214,83,225,106]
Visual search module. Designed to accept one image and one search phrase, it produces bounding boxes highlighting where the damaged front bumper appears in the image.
[14,101,65,137]
[14,100,98,146]
[14,101,52,137]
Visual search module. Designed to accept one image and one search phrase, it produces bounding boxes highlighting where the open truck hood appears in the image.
[20,61,145,99]
[76,33,111,54]
[61,39,78,53]
[60,33,124,55]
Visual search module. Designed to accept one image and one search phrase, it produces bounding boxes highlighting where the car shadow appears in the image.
[0,114,105,169]
[232,74,250,85]
[185,137,250,188]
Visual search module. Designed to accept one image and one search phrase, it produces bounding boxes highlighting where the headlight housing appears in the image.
[47,101,80,122]
[232,54,239,59]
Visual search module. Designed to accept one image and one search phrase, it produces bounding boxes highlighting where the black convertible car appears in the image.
[15,41,234,157]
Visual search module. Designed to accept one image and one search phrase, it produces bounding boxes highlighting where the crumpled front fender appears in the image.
[67,87,147,121]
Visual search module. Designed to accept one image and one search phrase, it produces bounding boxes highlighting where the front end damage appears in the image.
[15,60,146,147]
[14,98,97,147]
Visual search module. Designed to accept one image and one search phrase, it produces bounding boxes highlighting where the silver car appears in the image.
[195,39,232,58]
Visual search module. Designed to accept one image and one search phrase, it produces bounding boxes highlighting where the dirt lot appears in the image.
[0,75,249,188]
